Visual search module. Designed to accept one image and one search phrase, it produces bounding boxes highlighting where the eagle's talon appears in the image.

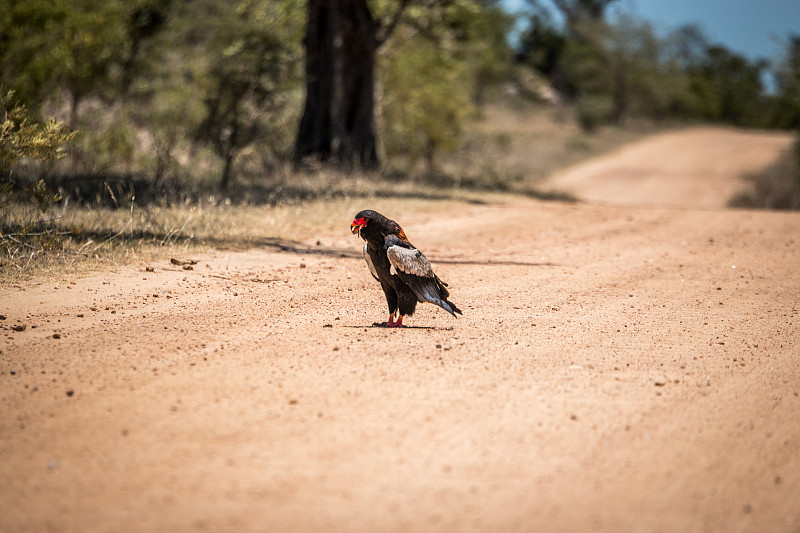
[373,313,404,328]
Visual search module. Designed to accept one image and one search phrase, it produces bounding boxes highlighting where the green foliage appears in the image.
[83,118,137,173]
[1,0,147,116]
[558,16,713,129]
[454,1,515,103]
[687,46,766,126]
[558,23,609,98]
[0,0,67,111]
[769,35,800,130]
[381,39,473,170]
[27,178,63,214]
[0,88,76,173]
[0,88,73,260]
[1,0,797,192]
[575,94,612,133]
[1,0,516,184]
[1,0,185,185]
[193,0,304,187]
[516,6,787,132]
[379,0,512,170]
[516,10,566,79]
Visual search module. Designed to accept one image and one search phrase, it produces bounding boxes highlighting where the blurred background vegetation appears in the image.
[1,0,799,269]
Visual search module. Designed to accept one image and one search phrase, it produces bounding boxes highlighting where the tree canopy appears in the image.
[516,2,796,132]
[0,0,796,188]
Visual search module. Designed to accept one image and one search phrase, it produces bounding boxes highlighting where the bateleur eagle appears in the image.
[350,209,462,327]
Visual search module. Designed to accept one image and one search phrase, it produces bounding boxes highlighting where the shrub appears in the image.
[1,88,76,173]
[1,87,76,258]
[728,132,800,210]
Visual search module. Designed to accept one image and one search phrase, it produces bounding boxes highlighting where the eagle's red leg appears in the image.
[376,312,404,328]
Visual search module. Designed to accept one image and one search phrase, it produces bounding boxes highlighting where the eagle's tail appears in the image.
[431,298,462,318]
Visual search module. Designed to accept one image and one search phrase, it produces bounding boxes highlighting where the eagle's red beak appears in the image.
[351,217,367,236]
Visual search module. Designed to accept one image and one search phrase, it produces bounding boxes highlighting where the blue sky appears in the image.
[503,0,800,62]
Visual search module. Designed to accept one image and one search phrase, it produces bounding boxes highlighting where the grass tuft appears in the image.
[728,140,800,210]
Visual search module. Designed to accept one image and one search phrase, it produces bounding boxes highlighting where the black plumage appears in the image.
[350,209,462,327]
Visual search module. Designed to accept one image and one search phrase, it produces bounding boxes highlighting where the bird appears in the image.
[350,209,462,327]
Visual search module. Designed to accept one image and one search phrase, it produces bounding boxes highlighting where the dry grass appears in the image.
[0,181,492,284]
[1,99,661,283]
[728,143,800,210]
[433,99,659,192]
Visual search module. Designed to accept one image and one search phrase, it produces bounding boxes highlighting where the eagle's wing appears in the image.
[363,243,380,281]
[385,240,459,317]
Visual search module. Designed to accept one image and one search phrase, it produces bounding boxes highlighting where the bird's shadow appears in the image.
[434,259,563,268]
[334,324,453,331]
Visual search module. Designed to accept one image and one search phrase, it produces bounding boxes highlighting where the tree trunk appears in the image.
[293,0,379,169]
[220,149,235,190]
[611,62,627,124]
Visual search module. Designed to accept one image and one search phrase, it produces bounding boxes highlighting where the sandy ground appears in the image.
[1,127,799,532]
[543,127,794,209]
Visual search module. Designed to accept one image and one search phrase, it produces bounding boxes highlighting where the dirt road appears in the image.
[2,127,799,532]
[543,127,794,208]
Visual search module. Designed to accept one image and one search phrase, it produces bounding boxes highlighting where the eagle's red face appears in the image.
[350,216,368,236]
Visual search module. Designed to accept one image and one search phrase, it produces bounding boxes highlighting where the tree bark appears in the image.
[221,150,235,190]
[611,62,627,124]
[293,0,379,169]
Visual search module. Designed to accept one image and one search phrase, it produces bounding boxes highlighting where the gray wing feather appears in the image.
[386,244,457,317]
[386,245,434,278]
